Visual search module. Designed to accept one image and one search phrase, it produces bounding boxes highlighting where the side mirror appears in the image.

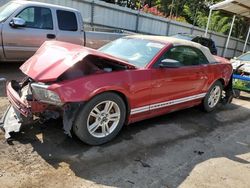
[233,57,237,60]
[159,58,182,68]
[9,18,26,28]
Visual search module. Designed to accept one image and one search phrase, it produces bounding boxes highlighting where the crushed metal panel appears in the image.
[0,106,22,139]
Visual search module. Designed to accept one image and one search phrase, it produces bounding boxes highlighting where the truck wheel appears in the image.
[203,81,222,112]
[73,92,126,145]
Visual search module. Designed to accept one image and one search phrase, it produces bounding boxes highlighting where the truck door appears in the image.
[2,6,56,61]
[55,10,83,45]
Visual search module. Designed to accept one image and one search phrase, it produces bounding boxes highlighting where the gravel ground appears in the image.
[0,63,250,188]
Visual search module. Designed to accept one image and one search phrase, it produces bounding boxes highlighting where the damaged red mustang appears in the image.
[0,35,233,145]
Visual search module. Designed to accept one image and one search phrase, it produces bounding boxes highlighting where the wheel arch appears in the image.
[208,78,225,91]
[108,90,131,124]
[89,89,131,124]
[217,78,225,87]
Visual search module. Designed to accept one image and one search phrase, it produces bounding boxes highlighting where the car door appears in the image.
[150,46,209,113]
[2,6,56,61]
[55,10,83,45]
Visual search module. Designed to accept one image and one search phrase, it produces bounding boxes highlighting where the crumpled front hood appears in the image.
[20,41,135,82]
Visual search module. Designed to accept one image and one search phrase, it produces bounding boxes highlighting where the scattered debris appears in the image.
[0,171,5,177]
[132,170,138,174]
[127,180,135,184]
[194,150,204,155]
[221,176,227,180]
[135,159,151,168]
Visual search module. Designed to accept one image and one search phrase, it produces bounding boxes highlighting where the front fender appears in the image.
[88,86,130,101]
[49,72,132,103]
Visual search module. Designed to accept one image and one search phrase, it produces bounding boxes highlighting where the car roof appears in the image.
[172,33,195,40]
[11,0,79,12]
[128,34,206,49]
[127,35,217,63]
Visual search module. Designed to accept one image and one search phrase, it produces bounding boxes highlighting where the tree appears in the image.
[102,0,249,39]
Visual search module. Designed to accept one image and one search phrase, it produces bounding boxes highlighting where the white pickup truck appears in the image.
[0,1,126,62]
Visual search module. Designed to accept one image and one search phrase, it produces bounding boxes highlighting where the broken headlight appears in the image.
[31,83,63,105]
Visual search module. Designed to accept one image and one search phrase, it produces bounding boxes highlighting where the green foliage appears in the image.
[109,0,248,38]
[195,11,231,34]
[233,79,250,91]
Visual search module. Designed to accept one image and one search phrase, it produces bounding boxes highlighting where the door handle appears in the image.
[47,34,56,39]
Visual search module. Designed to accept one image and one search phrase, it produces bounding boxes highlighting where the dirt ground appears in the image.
[0,63,250,188]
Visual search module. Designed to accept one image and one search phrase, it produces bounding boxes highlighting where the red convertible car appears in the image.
[1,35,233,145]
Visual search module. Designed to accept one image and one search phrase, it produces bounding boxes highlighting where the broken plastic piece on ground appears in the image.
[194,150,204,155]
[134,159,151,168]
[0,105,22,139]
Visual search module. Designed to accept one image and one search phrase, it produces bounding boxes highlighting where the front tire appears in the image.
[203,81,222,112]
[73,92,126,145]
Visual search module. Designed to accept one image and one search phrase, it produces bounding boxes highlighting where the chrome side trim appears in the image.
[130,93,206,115]
[131,106,150,115]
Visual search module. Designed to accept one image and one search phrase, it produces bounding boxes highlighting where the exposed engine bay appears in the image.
[59,55,129,81]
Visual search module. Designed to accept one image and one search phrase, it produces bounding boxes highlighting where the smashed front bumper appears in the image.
[0,81,45,139]
[6,81,32,117]
[1,80,82,139]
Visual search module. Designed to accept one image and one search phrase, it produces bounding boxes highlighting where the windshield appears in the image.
[99,38,165,68]
[237,53,250,61]
[0,2,20,22]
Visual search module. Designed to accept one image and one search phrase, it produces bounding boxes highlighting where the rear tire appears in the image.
[203,81,222,112]
[73,92,126,145]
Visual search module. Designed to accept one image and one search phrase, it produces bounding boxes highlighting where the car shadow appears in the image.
[0,62,24,79]
[0,62,24,97]
[3,98,250,187]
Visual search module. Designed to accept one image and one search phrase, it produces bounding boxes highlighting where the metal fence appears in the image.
[1,0,249,58]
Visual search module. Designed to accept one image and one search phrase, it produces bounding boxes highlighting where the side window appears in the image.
[17,7,35,23]
[193,48,209,64]
[16,7,53,30]
[182,47,200,66]
[163,46,186,65]
[57,10,78,31]
[155,46,209,67]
